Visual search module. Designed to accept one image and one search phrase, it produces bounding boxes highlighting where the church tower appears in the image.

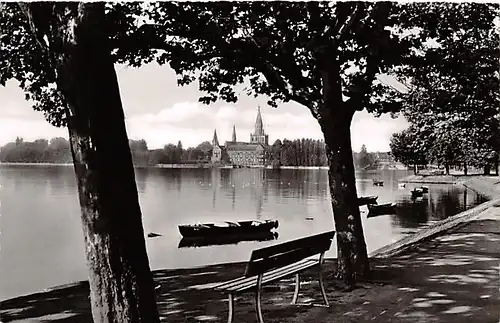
[211,129,222,162]
[250,106,269,145]
[232,124,237,142]
[212,129,219,147]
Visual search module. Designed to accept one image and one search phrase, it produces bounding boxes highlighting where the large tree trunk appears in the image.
[23,4,160,323]
[484,164,491,175]
[463,162,468,176]
[321,116,369,286]
[445,163,450,175]
[317,60,369,286]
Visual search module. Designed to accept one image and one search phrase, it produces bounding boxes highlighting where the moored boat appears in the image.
[372,179,384,186]
[178,219,279,238]
[419,186,429,193]
[411,187,426,198]
[357,195,378,206]
[367,203,397,217]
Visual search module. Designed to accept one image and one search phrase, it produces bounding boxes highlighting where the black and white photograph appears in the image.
[0,1,499,323]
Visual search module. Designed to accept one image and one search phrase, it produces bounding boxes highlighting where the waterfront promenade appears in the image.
[1,178,499,323]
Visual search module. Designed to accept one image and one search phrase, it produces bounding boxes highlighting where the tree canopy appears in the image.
[1,2,416,126]
[389,3,499,173]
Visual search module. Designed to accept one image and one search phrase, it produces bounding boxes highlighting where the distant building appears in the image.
[211,107,269,166]
[372,152,393,163]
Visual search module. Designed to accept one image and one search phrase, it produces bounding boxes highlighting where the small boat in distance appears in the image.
[398,183,406,188]
[411,189,424,198]
[372,179,384,186]
[178,219,279,238]
[411,186,429,198]
[419,186,429,193]
[367,203,397,218]
[357,195,378,206]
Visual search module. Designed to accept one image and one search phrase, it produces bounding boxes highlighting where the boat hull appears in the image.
[178,220,279,238]
[358,195,378,206]
[367,203,397,218]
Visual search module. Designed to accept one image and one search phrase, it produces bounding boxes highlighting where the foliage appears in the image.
[355,144,380,170]
[269,138,328,167]
[0,137,72,163]
[111,2,420,118]
[389,128,427,172]
[391,3,500,171]
[0,2,144,127]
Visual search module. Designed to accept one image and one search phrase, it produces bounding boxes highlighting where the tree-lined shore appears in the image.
[0,137,390,169]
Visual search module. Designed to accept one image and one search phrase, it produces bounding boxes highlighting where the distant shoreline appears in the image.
[399,173,498,185]
[0,162,329,170]
[0,162,405,171]
[0,162,73,166]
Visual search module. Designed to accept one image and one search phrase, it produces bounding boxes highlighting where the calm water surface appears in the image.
[0,165,486,300]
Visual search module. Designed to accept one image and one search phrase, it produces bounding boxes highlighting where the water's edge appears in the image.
[370,177,498,257]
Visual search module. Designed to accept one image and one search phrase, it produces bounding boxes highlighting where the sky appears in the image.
[0,63,409,152]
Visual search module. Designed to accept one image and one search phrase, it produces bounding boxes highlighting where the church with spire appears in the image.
[211,107,269,166]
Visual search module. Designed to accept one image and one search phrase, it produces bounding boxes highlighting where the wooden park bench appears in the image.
[210,230,336,323]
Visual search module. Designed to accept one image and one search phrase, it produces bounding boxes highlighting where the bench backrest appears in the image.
[244,230,336,277]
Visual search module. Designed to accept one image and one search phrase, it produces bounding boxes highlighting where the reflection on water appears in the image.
[0,165,486,301]
[178,231,279,248]
[392,185,486,229]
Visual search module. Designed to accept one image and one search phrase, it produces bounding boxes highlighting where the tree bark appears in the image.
[445,163,450,175]
[23,4,160,323]
[484,164,491,175]
[463,162,468,176]
[413,164,417,175]
[316,58,369,286]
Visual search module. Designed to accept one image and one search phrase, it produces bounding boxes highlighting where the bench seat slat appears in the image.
[215,258,318,293]
[233,260,318,293]
[244,231,335,277]
[214,258,316,290]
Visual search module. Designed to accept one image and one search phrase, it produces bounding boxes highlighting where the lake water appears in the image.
[0,165,487,301]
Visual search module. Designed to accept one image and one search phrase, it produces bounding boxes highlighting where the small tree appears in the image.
[390,129,427,174]
[357,144,376,170]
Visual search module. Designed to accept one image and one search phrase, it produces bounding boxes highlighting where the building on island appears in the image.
[211,107,269,166]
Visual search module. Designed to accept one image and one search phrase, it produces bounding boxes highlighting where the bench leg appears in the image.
[255,274,265,323]
[291,273,300,304]
[318,253,329,306]
[227,293,234,323]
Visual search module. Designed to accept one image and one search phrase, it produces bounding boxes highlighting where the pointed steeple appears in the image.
[212,129,219,147]
[232,124,237,142]
[254,106,264,136]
